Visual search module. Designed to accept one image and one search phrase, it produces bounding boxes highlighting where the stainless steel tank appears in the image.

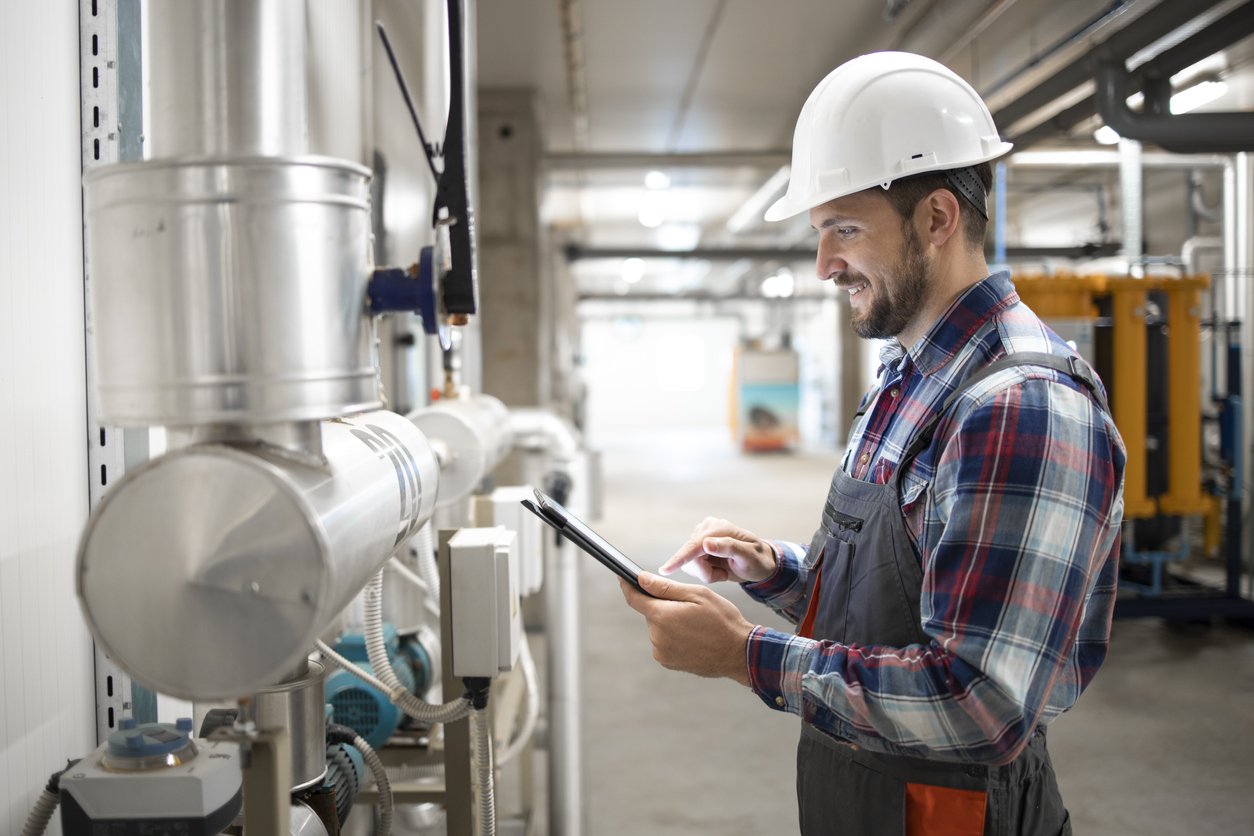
[77,410,439,699]
[251,661,328,791]
[408,395,512,507]
[82,157,378,426]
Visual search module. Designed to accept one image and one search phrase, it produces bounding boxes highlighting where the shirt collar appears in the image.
[906,270,1018,377]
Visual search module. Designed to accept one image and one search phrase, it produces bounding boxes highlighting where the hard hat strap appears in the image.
[943,166,988,220]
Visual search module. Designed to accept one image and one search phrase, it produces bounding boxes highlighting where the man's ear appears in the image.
[921,188,962,249]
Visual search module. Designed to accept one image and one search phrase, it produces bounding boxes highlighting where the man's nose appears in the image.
[816,238,847,281]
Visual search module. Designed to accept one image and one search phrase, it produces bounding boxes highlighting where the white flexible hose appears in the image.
[494,635,539,768]
[472,708,497,836]
[350,733,393,836]
[364,571,472,724]
[413,521,441,611]
[20,789,58,836]
[315,636,470,725]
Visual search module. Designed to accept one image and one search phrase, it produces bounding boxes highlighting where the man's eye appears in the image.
[838,228,856,236]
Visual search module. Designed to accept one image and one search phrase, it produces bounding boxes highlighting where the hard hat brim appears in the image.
[763,142,1013,223]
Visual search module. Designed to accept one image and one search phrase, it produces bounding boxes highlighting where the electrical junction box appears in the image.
[487,486,545,596]
[449,527,521,678]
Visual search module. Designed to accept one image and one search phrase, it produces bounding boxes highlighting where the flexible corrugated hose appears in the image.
[20,789,58,836]
[413,521,441,611]
[363,570,471,724]
[472,707,497,836]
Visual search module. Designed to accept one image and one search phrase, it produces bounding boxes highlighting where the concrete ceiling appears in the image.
[476,0,907,153]
[472,0,1254,296]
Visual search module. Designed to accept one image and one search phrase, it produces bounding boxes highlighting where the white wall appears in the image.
[581,316,739,439]
[0,3,97,833]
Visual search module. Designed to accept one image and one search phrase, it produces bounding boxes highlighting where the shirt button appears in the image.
[775,696,786,708]
[859,453,870,464]
[889,387,900,398]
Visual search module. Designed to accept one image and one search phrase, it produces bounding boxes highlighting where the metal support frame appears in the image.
[439,528,475,836]
[80,0,145,745]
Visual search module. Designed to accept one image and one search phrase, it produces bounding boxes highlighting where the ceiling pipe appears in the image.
[545,150,791,170]
[1096,61,1254,153]
[1009,0,1254,147]
[991,0,1227,135]
[565,245,817,262]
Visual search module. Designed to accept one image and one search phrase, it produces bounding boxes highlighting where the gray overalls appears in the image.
[797,353,1107,836]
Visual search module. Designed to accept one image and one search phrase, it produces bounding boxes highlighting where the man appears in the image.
[619,52,1125,835]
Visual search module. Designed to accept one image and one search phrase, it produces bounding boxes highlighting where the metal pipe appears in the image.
[508,409,581,459]
[1097,62,1254,154]
[546,536,584,836]
[77,409,441,699]
[1238,152,1254,584]
[147,0,308,159]
[990,0,1226,131]
[506,410,586,836]
[1119,138,1143,278]
[408,395,512,508]
[545,150,791,170]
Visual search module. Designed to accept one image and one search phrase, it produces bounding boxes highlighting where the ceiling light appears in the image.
[761,270,794,298]
[656,224,701,251]
[1094,125,1120,145]
[620,257,645,284]
[1171,80,1227,114]
[644,170,671,190]
[638,190,668,228]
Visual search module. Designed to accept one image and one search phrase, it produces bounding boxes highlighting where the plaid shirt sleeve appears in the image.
[741,540,811,624]
[743,377,1124,765]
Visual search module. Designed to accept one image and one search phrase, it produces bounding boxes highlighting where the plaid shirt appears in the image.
[742,271,1126,765]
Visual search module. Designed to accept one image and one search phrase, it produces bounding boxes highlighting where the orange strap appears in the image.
[905,783,987,836]
[798,561,824,639]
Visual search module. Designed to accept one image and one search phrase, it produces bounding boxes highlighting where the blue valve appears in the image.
[367,247,449,349]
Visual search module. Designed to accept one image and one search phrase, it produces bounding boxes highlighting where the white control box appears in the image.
[488,486,545,596]
[448,527,521,677]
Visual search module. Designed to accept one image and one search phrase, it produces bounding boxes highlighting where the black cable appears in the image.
[375,21,442,182]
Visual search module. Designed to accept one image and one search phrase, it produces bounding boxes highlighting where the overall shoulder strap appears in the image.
[894,351,1109,487]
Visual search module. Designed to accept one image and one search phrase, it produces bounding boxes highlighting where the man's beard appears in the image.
[849,225,932,340]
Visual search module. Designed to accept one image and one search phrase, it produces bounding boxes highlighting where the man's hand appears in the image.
[658,517,777,584]
[620,572,754,687]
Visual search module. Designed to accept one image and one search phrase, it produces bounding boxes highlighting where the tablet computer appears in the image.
[520,488,656,598]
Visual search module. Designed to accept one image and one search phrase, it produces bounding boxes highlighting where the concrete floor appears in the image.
[581,427,1254,836]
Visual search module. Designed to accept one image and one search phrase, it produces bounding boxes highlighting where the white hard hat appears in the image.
[765,51,1012,222]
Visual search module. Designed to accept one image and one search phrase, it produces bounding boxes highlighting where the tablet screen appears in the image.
[534,491,646,577]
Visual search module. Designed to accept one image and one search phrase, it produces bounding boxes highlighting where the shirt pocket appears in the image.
[899,468,928,514]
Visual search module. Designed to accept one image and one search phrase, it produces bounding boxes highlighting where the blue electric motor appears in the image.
[324,623,433,750]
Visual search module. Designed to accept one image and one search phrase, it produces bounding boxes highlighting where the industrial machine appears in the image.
[21,1,596,835]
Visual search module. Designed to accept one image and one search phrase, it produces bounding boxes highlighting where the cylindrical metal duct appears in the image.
[252,661,330,791]
[147,0,308,159]
[83,158,377,426]
[408,395,512,507]
[77,410,440,699]
[546,536,584,836]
